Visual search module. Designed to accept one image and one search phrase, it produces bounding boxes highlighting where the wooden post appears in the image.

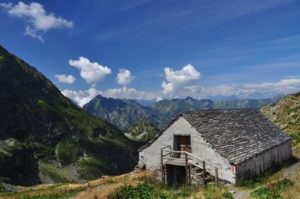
[161,149,164,183]
[189,164,192,186]
[185,153,188,186]
[215,168,219,185]
[202,161,206,185]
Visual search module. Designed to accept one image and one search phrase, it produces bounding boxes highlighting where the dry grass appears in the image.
[282,166,300,199]
[75,171,154,199]
[0,171,154,199]
[2,144,300,199]
[292,144,300,159]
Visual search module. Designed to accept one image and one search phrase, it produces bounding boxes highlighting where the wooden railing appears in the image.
[160,147,219,185]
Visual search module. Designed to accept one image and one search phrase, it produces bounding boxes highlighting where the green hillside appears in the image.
[0,45,137,186]
[125,120,159,142]
[261,91,300,145]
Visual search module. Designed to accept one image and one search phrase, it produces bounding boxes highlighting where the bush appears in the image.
[111,183,163,199]
[76,157,104,180]
[55,140,79,165]
[223,191,234,199]
[250,187,281,199]
[250,178,293,199]
[273,178,293,192]
[110,183,190,199]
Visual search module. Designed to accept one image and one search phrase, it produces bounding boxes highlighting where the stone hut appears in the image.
[138,109,292,184]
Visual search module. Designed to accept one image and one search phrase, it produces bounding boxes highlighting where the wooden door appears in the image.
[174,135,191,153]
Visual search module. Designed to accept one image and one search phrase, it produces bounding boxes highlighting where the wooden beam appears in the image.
[189,164,192,186]
[215,168,219,185]
[185,153,188,186]
[161,149,164,183]
[203,161,206,186]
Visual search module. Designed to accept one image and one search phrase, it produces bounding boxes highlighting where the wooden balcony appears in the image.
[160,146,219,185]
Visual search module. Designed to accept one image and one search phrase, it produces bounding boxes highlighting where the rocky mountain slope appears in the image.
[261,91,300,145]
[0,45,137,186]
[83,95,155,130]
[84,95,277,130]
[125,120,159,142]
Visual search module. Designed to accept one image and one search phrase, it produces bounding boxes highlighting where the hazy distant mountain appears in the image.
[214,98,278,109]
[0,45,136,186]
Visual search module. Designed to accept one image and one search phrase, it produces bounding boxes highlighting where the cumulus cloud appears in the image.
[161,64,201,95]
[62,87,100,107]
[0,2,73,40]
[104,87,157,100]
[69,57,112,84]
[61,78,300,107]
[62,87,158,107]
[117,68,134,86]
[54,74,75,84]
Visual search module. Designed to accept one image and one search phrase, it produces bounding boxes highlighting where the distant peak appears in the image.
[185,96,195,100]
[95,94,104,99]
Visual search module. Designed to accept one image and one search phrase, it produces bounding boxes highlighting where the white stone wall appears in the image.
[236,140,292,182]
[139,117,236,183]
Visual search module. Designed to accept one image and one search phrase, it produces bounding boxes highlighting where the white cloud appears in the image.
[244,79,300,90]
[55,74,75,84]
[104,87,157,100]
[162,64,201,95]
[69,57,112,84]
[62,87,158,107]
[117,68,134,86]
[0,2,73,40]
[61,78,300,107]
[180,78,300,99]
[62,87,100,107]
[24,26,43,41]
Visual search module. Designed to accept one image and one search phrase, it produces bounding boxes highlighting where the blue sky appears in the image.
[1,0,300,105]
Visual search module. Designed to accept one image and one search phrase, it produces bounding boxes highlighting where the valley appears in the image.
[0,45,298,198]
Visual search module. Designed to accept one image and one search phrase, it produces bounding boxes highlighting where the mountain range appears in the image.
[0,43,295,189]
[0,45,137,186]
[84,95,279,130]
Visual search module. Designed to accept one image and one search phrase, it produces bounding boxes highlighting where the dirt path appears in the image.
[283,161,300,177]
[232,190,250,199]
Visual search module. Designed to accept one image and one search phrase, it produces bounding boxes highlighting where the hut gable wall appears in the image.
[139,117,236,183]
[236,140,292,182]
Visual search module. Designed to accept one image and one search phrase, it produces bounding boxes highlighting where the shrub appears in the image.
[110,182,190,199]
[223,191,234,199]
[251,178,293,199]
[55,139,80,165]
[250,187,281,199]
[76,157,104,180]
[273,178,293,192]
[36,99,49,111]
[111,183,161,199]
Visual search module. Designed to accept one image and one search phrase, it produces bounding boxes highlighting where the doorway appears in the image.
[166,165,186,186]
[174,135,191,153]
